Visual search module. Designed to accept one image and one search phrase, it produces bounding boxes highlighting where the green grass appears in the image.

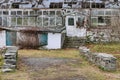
[87,43,120,54]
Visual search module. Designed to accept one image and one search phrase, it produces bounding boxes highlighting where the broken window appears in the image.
[98,16,104,23]
[68,18,74,26]
[3,11,8,15]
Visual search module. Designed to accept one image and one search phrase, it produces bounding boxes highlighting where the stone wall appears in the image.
[79,46,117,71]
[2,46,18,72]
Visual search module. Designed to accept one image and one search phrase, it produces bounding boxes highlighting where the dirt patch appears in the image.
[21,57,88,80]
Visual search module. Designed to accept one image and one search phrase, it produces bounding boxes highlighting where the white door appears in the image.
[66,16,86,37]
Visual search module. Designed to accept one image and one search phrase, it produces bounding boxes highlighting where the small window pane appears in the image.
[23,17,28,25]
[0,17,2,25]
[11,11,16,15]
[43,11,48,15]
[38,11,42,15]
[23,11,28,15]
[56,17,62,26]
[50,17,55,26]
[17,18,22,26]
[30,11,34,15]
[50,11,55,15]
[98,11,104,15]
[37,17,42,26]
[17,11,22,15]
[11,17,16,26]
[29,17,35,26]
[3,11,8,15]
[56,11,61,16]
[68,18,74,26]
[43,17,48,26]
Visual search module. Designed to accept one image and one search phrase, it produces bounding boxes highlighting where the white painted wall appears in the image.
[44,33,62,49]
[66,16,86,37]
[0,30,6,48]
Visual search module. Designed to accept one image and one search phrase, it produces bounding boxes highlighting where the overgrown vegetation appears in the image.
[1,45,120,80]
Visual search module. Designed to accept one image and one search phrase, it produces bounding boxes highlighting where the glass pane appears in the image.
[98,16,104,23]
[0,17,2,25]
[37,11,42,15]
[30,11,34,15]
[98,11,104,15]
[11,11,16,15]
[50,11,55,15]
[68,18,74,26]
[105,11,111,15]
[37,17,42,26]
[43,17,48,26]
[56,11,61,16]
[17,18,22,25]
[50,17,55,26]
[23,11,28,15]
[29,17,35,26]
[56,17,62,26]
[43,11,48,15]
[17,11,22,15]
[3,17,7,26]
[0,11,2,15]
[91,18,98,26]
[23,17,28,25]
[3,11,8,15]
[11,17,16,26]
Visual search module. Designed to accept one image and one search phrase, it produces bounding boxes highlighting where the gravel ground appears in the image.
[21,57,88,80]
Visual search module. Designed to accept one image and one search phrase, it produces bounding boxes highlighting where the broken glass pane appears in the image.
[3,11,8,15]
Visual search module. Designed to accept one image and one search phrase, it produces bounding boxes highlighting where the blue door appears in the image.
[38,33,48,46]
[6,31,16,46]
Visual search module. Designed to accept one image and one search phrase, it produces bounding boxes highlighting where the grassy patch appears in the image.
[18,49,80,59]
[88,43,120,54]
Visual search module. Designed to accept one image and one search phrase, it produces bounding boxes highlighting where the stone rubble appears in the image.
[2,46,18,72]
[79,46,117,71]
